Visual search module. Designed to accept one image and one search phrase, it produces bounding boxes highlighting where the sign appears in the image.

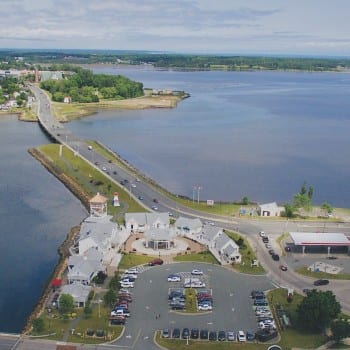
[207,199,214,206]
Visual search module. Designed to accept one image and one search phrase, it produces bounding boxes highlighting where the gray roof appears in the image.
[68,257,103,280]
[61,284,91,303]
[202,225,222,241]
[223,244,236,257]
[125,212,169,226]
[215,233,231,250]
[175,217,202,230]
[144,228,176,241]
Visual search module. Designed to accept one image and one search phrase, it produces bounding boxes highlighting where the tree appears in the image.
[103,289,116,307]
[308,186,314,200]
[32,317,45,333]
[283,203,295,218]
[59,293,74,314]
[331,319,350,343]
[241,196,249,205]
[321,202,333,215]
[293,193,311,209]
[297,290,341,332]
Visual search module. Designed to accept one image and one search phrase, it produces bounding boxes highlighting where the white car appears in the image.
[131,183,136,188]
[102,166,107,171]
[238,330,246,342]
[120,281,134,288]
[191,269,203,275]
[125,268,139,274]
[227,331,235,341]
[121,273,137,279]
[198,303,212,311]
[259,231,266,237]
[167,274,181,282]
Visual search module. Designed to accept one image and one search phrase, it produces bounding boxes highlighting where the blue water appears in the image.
[0,116,87,332]
[69,68,350,207]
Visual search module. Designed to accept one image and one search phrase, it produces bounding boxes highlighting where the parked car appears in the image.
[254,299,268,306]
[138,195,144,200]
[280,264,288,271]
[153,198,159,203]
[227,331,235,341]
[172,328,180,338]
[218,330,226,341]
[151,206,158,211]
[191,269,204,275]
[251,290,265,298]
[182,328,190,339]
[198,303,212,311]
[125,268,139,274]
[190,328,199,339]
[314,279,329,286]
[149,258,163,266]
[200,329,209,340]
[162,329,170,338]
[167,274,181,282]
[259,231,266,237]
[246,331,255,341]
[238,330,247,342]
[120,281,134,288]
[209,331,217,341]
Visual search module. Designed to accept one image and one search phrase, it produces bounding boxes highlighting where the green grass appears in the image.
[118,253,155,270]
[185,288,197,313]
[173,251,218,264]
[225,231,265,275]
[31,302,122,343]
[38,144,146,219]
[296,266,350,280]
[266,289,328,350]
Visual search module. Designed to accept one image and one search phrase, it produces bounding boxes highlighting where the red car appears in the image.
[148,258,163,266]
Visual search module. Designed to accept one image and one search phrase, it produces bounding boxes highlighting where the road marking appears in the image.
[145,306,150,310]
[229,292,234,297]
[144,336,149,340]
[170,320,176,324]
[207,322,213,325]
[149,280,152,283]
[232,308,235,312]
[126,335,132,339]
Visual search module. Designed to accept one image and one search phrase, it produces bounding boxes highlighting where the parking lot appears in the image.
[113,262,274,349]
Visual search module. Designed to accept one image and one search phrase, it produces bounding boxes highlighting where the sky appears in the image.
[1,0,350,56]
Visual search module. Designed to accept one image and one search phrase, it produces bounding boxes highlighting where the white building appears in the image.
[60,284,92,307]
[144,227,177,250]
[125,212,169,233]
[258,202,283,217]
[175,217,202,239]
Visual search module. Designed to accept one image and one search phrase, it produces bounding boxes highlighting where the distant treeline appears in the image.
[1,49,350,72]
[40,65,143,103]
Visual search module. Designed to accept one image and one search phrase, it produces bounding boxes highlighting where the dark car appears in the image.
[251,290,265,298]
[148,258,164,266]
[246,331,255,341]
[285,246,291,252]
[209,331,217,341]
[200,329,209,340]
[272,254,280,261]
[182,328,190,339]
[171,303,185,310]
[110,318,125,325]
[172,328,180,338]
[314,279,329,286]
[153,198,159,203]
[191,328,199,339]
[254,299,268,306]
[218,330,226,341]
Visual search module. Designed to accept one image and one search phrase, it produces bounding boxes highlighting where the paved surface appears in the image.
[112,262,274,350]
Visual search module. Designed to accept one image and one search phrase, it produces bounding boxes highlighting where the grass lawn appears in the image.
[118,253,155,270]
[38,144,146,218]
[296,266,350,280]
[267,288,328,350]
[32,302,122,344]
[173,251,218,264]
[184,288,197,313]
[225,231,265,275]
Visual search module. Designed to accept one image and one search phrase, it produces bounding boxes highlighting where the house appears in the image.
[175,217,202,239]
[60,283,92,307]
[67,253,104,285]
[125,212,169,233]
[258,202,283,217]
[78,215,117,258]
[63,96,72,103]
[202,225,241,265]
[144,227,177,250]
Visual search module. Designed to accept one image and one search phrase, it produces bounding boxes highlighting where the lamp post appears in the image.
[197,186,202,204]
[192,186,197,203]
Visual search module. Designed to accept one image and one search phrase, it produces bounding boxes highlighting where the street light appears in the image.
[197,186,202,204]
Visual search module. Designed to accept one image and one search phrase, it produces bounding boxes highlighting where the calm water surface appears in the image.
[0,116,87,332]
[69,68,350,207]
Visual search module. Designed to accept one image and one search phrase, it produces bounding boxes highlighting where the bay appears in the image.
[0,115,87,332]
[68,67,350,207]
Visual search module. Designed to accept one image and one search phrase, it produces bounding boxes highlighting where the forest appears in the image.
[39,66,144,103]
